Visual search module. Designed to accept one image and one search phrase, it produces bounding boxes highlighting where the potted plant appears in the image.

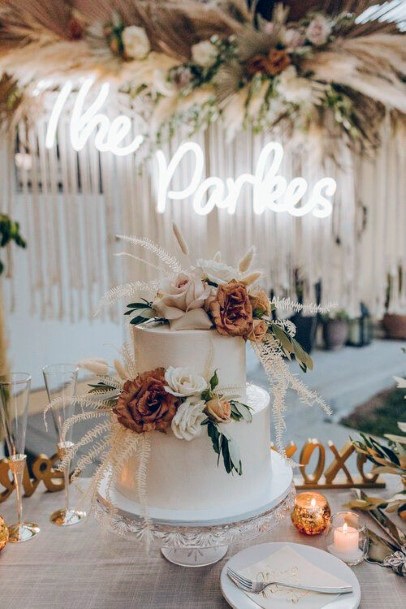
[288,272,319,353]
[382,270,406,339]
[322,310,349,350]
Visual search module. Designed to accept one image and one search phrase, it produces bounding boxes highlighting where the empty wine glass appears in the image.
[43,364,86,526]
[0,372,40,542]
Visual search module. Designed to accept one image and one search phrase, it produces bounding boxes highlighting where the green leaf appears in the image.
[230,403,243,421]
[291,338,313,372]
[201,388,212,402]
[207,421,221,455]
[129,315,151,325]
[210,370,219,391]
[127,302,152,310]
[270,323,294,356]
[230,401,253,423]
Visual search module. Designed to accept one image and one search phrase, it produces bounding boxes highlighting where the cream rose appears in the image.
[122,25,151,60]
[197,258,240,285]
[248,319,268,343]
[171,397,206,441]
[205,397,231,423]
[153,271,212,329]
[306,15,331,46]
[191,40,217,68]
[164,367,208,397]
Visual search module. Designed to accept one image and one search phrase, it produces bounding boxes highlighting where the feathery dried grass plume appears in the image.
[116,235,182,273]
[302,34,406,113]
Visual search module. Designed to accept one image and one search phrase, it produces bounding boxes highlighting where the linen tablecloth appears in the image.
[0,482,404,609]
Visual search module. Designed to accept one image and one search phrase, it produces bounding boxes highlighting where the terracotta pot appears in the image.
[323,319,349,350]
[382,313,406,340]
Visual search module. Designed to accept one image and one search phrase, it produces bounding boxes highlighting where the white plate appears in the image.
[221,542,361,609]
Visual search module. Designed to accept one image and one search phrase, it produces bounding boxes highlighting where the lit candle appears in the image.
[291,492,331,535]
[333,522,360,557]
[327,511,366,565]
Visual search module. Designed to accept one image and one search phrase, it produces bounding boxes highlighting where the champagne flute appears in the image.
[0,372,40,542]
[43,364,86,526]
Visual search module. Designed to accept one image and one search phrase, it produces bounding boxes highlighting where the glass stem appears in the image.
[14,467,24,528]
[9,456,26,531]
[64,457,70,513]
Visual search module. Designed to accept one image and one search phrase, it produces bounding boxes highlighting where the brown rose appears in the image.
[113,368,179,433]
[246,49,291,77]
[205,397,231,423]
[207,280,253,338]
[249,289,271,317]
[248,319,268,343]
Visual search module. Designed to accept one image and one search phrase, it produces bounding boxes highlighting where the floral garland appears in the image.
[0,1,404,151]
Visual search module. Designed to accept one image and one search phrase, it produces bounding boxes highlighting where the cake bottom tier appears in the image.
[116,384,273,516]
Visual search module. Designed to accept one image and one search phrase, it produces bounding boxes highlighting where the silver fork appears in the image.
[227,567,353,595]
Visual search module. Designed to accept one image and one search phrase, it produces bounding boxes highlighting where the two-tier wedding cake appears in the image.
[72,227,316,526]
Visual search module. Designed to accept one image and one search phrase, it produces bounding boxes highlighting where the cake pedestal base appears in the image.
[161,545,228,567]
[95,453,295,568]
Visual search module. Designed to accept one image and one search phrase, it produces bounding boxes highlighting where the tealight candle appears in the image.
[291,492,331,536]
[327,512,367,565]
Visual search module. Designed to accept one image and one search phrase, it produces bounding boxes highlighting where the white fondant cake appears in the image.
[115,324,272,514]
[133,324,247,399]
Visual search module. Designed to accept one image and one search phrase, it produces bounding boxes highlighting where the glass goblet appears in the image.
[43,364,86,526]
[0,372,40,542]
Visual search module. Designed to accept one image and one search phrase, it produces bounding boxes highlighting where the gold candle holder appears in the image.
[291,492,331,535]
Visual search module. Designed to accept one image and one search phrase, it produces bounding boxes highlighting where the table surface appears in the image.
[0,481,405,609]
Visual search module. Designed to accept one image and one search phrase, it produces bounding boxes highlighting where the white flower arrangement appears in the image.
[0,1,404,152]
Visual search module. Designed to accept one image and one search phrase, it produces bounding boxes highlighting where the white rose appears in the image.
[164,366,208,397]
[197,258,240,285]
[305,15,332,46]
[191,40,218,68]
[171,397,206,441]
[122,26,151,60]
[153,272,212,329]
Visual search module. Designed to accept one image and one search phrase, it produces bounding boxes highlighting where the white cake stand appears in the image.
[95,452,295,567]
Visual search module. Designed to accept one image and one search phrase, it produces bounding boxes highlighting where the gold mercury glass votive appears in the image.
[291,492,331,535]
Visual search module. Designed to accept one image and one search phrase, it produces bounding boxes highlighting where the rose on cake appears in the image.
[113,368,179,433]
[164,366,208,397]
[205,396,231,423]
[171,397,206,440]
[206,280,253,338]
[153,271,212,330]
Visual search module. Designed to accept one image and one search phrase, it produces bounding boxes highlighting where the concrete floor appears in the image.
[247,338,406,447]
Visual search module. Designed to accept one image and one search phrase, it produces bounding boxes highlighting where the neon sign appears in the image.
[45,79,335,218]
[45,79,144,156]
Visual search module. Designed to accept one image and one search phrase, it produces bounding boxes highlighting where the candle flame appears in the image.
[343,522,348,534]
[310,498,316,508]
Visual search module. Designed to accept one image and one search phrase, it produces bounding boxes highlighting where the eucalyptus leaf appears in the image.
[210,370,219,390]
[270,324,294,355]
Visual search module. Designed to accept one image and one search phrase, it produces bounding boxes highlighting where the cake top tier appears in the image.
[122,228,313,372]
[134,323,247,399]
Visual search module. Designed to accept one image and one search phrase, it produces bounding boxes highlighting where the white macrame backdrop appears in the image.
[1,101,406,321]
